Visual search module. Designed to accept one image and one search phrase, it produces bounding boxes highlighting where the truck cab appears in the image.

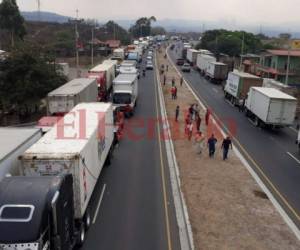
[112,74,138,117]
[0,175,78,250]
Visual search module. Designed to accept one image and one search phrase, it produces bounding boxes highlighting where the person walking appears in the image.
[175,106,180,122]
[221,136,233,160]
[205,108,211,126]
[180,76,183,86]
[187,122,193,141]
[163,74,166,85]
[171,86,176,99]
[174,86,178,99]
[166,65,169,72]
[196,114,201,132]
[194,131,205,155]
[207,134,217,158]
[172,77,175,86]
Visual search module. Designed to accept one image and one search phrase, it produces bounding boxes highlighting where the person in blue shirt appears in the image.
[207,134,217,158]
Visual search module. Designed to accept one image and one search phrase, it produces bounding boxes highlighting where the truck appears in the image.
[205,62,228,84]
[196,54,216,75]
[182,44,192,60]
[111,48,125,60]
[119,66,139,79]
[0,128,42,181]
[186,49,200,66]
[112,74,138,116]
[224,70,263,106]
[245,87,297,128]
[47,78,98,116]
[4,103,115,248]
[88,63,116,101]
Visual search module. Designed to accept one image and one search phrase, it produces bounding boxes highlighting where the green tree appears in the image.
[105,21,131,44]
[151,26,167,36]
[197,29,263,57]
[0,0,26,47]
[129,16,157,38]
[0,45,66,115]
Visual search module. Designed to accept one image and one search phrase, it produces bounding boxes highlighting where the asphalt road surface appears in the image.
[169,43,300,230]
[80,51,181,250]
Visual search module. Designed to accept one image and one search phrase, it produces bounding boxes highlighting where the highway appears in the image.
[80,51,181,250]
[169,43,300,230]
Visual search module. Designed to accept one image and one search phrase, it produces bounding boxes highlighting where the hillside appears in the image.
[21,11,70,23]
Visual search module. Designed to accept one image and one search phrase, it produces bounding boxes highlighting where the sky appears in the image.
[16,0,300,27]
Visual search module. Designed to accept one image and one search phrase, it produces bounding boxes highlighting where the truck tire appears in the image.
[84,209,91,231]
[77,223,85,247]
[254,117,260,127]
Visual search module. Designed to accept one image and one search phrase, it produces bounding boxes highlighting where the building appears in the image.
[105,40,121,49]
[257,50,300,85]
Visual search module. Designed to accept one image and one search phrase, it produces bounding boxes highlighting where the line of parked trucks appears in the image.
[0,37,152,249]
[180,46,298,131]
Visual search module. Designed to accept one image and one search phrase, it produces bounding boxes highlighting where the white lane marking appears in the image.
[92,183,107,224]
[287,152,300,165]
[289,127,298,134]
[212,88,218,93]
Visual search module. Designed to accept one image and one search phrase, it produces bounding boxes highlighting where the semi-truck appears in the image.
[196,54,216,75]
[112,74,138,116]
[186,49,200,66]
[88,63,116,101]
[0,103,115,248]
[182,44,192,60]
[224,70,263,106]
[47,78,98,116]
[111,48,125,60]
[245,87,297,128]
[205,62,228,84]
[0,128,42,181]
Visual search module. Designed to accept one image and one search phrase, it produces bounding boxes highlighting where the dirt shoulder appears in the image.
[156,48,300,250]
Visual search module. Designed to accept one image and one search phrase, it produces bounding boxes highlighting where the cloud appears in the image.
[16,0,300,25]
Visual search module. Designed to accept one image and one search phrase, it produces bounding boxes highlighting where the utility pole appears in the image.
[285,41,291,85]
[240,32,245,70]
[91,22,94,67]
[75,9,80,77]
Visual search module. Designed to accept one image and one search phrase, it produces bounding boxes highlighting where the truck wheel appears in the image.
[254,117,260,127]
[77,223,85,247]
[84,209,91,231]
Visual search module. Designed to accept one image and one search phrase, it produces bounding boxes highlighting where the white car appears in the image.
[147,56,152,61]
[146,62,154,70]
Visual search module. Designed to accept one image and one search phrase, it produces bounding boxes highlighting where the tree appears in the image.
[105,21,131,44]
[151,26,167,36]
[279,33,291,40]
[129,16,157,38]
[0,44,66,115]
[197,29,263,57]
[0,0,26,47]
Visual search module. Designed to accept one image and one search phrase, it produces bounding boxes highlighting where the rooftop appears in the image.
[266,50,300,57]
[252,87,297,100]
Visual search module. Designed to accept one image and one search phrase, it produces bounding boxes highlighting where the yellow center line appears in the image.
[182,67,300,221]
[154,52,173,250]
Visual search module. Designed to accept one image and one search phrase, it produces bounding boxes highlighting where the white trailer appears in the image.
[224,70,263,106]
[0,128,42,180]
[56,62,70,77]
[206,62,228,83]
[47,78,98,115]
[196,54,216,75]
[21,103,115,221]
[112,48,125,60]
[119,66,139,79]
[89,62,116,90]
[245,87,297,127]
[186,49,200,65]
[113,74,138,116]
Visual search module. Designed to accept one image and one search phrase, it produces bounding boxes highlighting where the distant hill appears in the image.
[21,11,70,23]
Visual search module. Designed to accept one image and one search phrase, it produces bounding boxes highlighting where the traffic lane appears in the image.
[81,53,180,250]
[168,48,300,224]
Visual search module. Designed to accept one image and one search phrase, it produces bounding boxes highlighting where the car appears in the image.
[146,62,154,70]
[181,63,191,72]
[176,58,185,66]
[147,56,152,61]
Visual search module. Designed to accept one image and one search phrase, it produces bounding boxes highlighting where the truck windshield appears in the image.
[113,93,132,104]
